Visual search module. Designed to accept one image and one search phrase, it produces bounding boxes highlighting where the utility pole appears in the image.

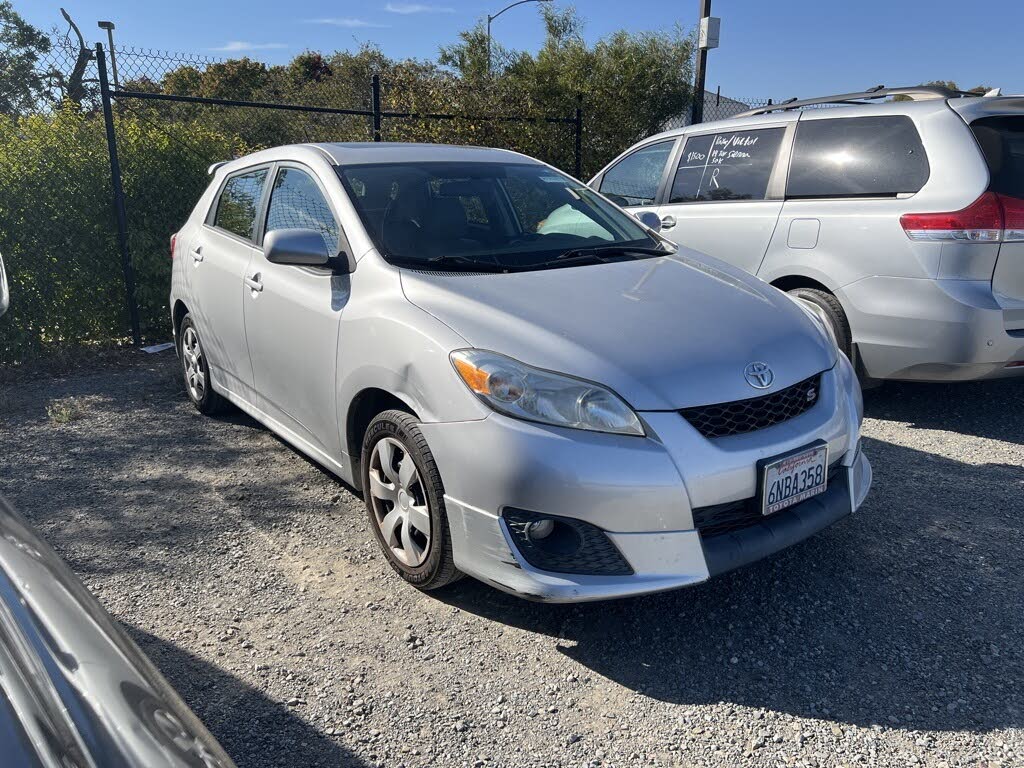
[690,0,719,125]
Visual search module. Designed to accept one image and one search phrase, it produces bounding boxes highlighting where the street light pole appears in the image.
[98,20,119,91]
[486,0,549,76]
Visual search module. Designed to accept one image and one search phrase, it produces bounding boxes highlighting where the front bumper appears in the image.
[420,361,871,602]
[842,276,1024,381]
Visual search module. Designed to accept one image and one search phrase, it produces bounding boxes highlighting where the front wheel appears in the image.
[361,410,461,591]
[788,287,852,360]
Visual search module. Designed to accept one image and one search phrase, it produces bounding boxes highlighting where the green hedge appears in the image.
[0,106,243,362]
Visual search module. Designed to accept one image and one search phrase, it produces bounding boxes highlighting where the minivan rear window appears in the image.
[971,116,1024,199]
[786,115,929,199]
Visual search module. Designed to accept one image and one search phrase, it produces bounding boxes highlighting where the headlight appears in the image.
[450,349,645,436]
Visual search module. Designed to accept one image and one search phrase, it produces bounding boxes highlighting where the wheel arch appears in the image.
[172,300,190,351]
[345,388,419,491]
[769,274,835,295]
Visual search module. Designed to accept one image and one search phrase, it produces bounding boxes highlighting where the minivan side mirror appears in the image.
[0,252,9,318]
[264,228,333,268]
[635,211,662,232]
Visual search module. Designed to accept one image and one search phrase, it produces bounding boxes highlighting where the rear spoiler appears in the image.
[208,161,228,175]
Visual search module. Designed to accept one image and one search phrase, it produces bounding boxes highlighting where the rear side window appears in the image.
[669,127,785,203]
[787,116,929,198]
[214,169,268,241]
[598,140,674,206]
[266,167,340,254]
[971,116,1024,199]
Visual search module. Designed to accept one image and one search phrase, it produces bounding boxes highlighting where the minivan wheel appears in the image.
[361,410,461,590]
[178,314,228,415]
[788,287,853,359]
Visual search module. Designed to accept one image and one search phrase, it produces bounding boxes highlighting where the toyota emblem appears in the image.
[744,361,774,389]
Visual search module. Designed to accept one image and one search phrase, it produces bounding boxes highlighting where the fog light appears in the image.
[526,519,555,541]
[502,508,633,576]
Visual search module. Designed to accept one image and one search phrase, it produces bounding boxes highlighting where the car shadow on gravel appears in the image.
[439,436,1024,734]
[864,377,1023,445]
[126,626,368,768]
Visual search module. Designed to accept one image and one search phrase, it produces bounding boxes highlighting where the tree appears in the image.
[0,0,51,115]
[893,80,994,101]
[440,6,694,175]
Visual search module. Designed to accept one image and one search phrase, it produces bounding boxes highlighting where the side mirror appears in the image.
[635,211,662,232]
[264,228,332,267]
[0,252,9,318]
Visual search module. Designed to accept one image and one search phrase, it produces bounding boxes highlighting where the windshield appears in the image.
[336,161,664,271]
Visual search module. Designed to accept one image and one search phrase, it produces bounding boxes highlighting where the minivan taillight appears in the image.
[170,232,178,259]
[1001,194,1024,242]
[901,192,1024,243]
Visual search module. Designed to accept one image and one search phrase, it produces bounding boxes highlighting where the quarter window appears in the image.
[213,169,268,241]
[598,141,674,206]
[669,127,784,203]
[971,116,1024,199]
[787,116,929,198]
[266,168,340,254]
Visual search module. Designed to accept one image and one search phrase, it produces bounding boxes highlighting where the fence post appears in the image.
[371,74,382,142]
[573,94,583,179]
[96,43,141,346]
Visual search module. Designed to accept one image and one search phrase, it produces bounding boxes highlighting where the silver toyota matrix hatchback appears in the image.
[592,86,1024,383]
[170,142,871,601]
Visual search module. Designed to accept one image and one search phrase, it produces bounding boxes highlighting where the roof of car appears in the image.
[307,142,535,165]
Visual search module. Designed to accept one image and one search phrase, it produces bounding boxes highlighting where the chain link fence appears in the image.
[0,35,775,364]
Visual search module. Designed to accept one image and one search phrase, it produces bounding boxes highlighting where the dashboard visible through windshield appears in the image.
[336,161,665,271]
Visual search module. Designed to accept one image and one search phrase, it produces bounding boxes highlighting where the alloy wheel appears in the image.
[367,436,431,567]
[181,326,206,402]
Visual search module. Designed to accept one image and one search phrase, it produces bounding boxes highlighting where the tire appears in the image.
[178,314,229,416]
[361,410,462,591]
[788,287,853,359]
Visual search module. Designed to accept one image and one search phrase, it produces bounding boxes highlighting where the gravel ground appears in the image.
[0,352,1021,768]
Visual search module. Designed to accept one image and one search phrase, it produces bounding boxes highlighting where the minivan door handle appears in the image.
[244,274,263,293]
[190,246,204,262]
[660,215,677,230]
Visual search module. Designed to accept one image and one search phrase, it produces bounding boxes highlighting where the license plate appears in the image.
[759,442,829,516]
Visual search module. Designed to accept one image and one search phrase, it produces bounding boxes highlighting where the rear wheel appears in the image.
[361,410,461,591]
[788,287,852,359]
[178,314,228,415]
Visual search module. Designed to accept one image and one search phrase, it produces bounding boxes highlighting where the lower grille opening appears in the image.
[503,508,633,576]
[693,461,844,539]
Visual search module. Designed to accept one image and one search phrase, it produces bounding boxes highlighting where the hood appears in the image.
[400,250,836,410]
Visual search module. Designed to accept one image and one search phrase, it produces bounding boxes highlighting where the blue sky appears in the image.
[22,0,1023,98]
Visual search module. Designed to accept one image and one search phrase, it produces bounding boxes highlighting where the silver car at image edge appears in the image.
[590,86,1024,383]
[0,493,237,767]
[169,142,871,602]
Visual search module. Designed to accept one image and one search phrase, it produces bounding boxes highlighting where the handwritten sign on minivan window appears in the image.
[669,128,784,204]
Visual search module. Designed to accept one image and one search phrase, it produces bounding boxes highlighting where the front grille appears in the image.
[693,461,844,539]
[503,509,633,576]
[680,374,822,439]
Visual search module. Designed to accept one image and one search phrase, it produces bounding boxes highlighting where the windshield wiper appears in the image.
[391,254,511,273]
[551,244,673,264]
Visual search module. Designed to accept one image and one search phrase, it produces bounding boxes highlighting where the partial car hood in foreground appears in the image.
[401,250,836,410]
[0,496,236,768]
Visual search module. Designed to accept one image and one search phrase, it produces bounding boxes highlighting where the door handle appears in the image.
[660,215,677,230]
[190,246,204,262]
[244,274,263,293]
